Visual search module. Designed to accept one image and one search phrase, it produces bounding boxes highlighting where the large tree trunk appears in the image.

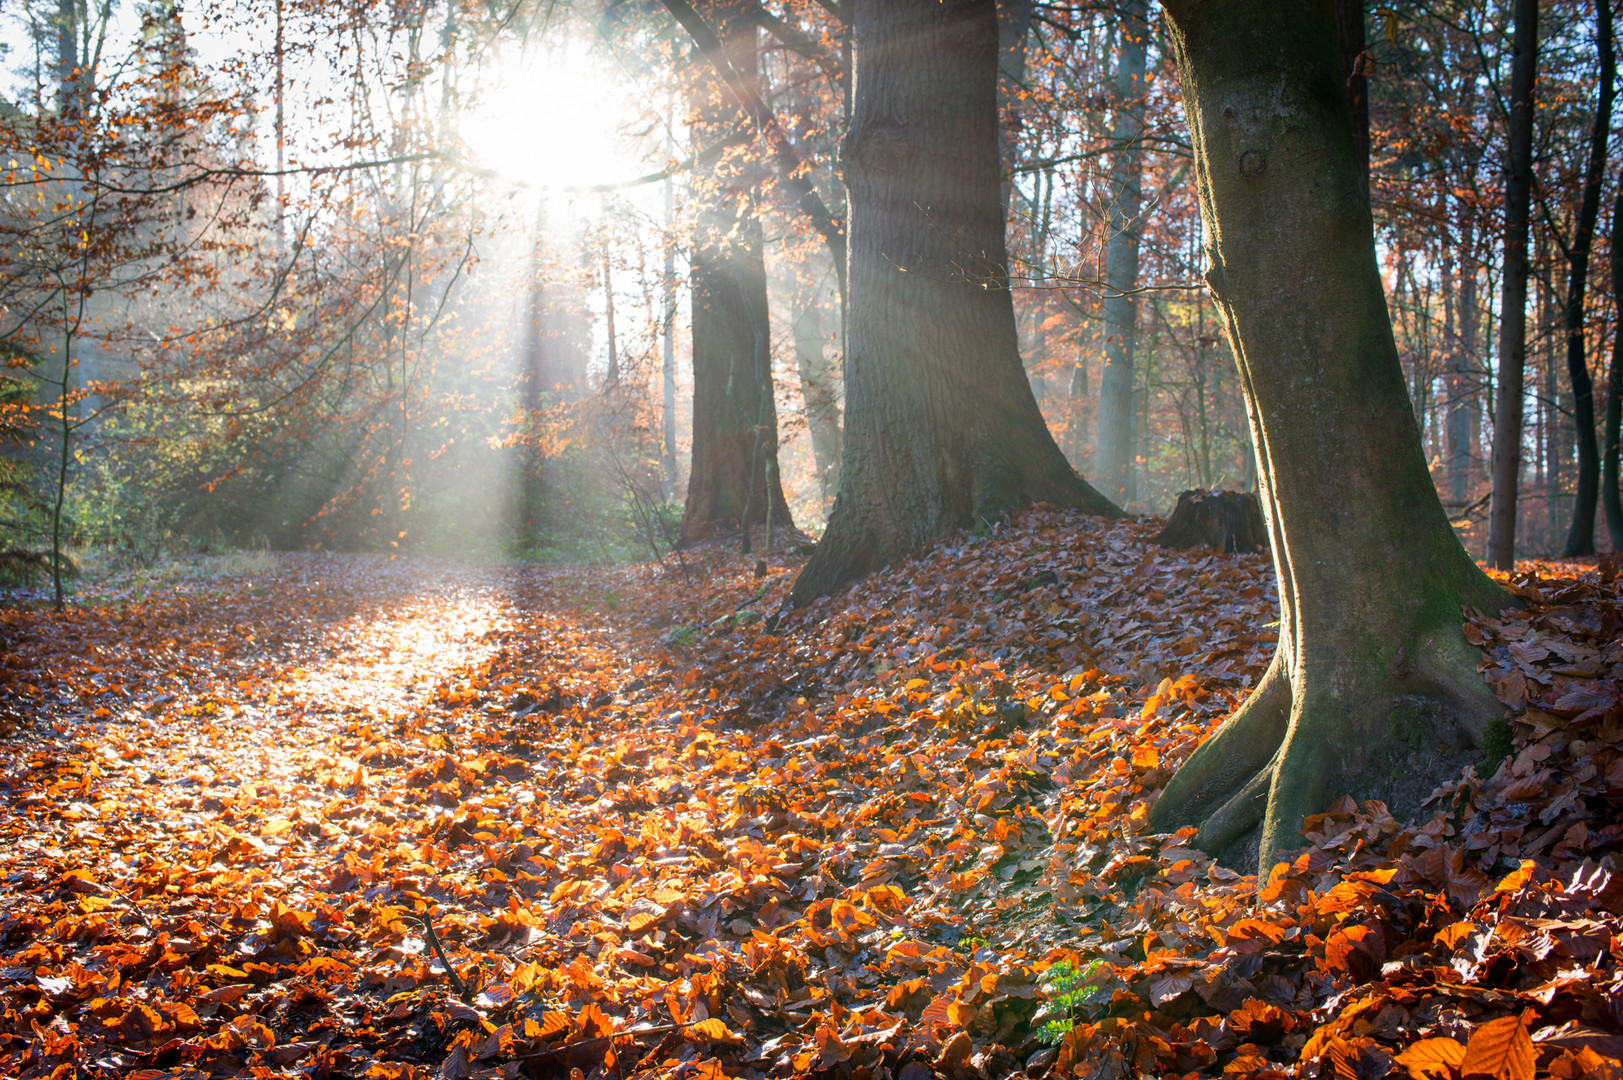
[791,0,1118,606]
[1486,0,1539,570]
[1092,0,1148,505]
[1561,0,1615,557]
[680,4,795,544]
[1150,0,1511,871]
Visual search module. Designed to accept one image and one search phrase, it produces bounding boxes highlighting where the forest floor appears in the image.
[1,507,1621,1080]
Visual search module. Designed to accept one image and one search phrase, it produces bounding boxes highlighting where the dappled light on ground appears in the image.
[1,516,1620,1079]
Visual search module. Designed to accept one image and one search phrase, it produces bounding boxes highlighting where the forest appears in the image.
[2,0,1622,1078]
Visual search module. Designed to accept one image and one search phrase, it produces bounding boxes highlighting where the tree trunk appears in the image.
[1447,203,1478,507]
[1092,0,1148,505]
[680,3,795,544]
[1067,358,1089,466]
[1604,183,1623,550]
[1452,162,1483,509]
[1543,272,1564,548]
[662,173,679,499]
[1155,489,1265,554]
[662,0,847,305]
[996,0,1035,215]
[1486,0,1539,570]
[602,246,620,388]
[1561,0,1614,557]
[790,0,1118,606]
[1150,0,1511,871]
[1333,0,1368,195]
[792,300,842,507]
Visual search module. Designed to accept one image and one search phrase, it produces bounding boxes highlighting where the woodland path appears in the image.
[1,516,1621,1080]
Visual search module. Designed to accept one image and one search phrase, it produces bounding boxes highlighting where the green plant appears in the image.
[662,624,700,648]
[1036,958,1106,1045]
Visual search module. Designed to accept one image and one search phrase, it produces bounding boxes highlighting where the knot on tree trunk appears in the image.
[1155,489,1267,554]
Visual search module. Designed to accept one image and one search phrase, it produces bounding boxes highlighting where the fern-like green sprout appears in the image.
[1036,958,1105,1045]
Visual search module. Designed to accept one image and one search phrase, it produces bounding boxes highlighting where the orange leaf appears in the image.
[1491,860,1537,896]
[1394,1037,1466,1080]
[687,1018,742,1045]
[533,1011,570,1039]
[1459,1016,1534,1080]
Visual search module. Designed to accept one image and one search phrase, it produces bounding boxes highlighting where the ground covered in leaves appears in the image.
[1,508,1620,1080]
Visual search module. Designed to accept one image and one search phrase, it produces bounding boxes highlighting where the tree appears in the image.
[1148,0,1511,871]
[790,0,1118,605]
[1604,181,1623,550]
[678,1,795,544]
[791,293,842,508]
[1559,0,1614,557]
[1486,0,1539,571]
[1091,0,1148,505]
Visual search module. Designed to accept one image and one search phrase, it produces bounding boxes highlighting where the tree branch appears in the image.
[659,0,846,300]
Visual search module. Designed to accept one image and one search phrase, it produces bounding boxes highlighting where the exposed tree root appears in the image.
[1193,758,1273,855]
[1152,616,1509,869]
[1149,651,1289,835]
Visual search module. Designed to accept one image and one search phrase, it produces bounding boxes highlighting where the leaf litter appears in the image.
[0,511,1619,1080]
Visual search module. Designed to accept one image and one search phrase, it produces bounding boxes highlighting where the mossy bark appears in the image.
[791,0,1118,606]
[1149,0,1513,871]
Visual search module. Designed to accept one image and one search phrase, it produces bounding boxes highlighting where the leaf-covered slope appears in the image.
[0,513,1618,1080]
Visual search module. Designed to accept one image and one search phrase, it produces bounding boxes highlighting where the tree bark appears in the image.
[790,0,1118,606]
[1486,0,1539,570]
[680,3,795,544]
[1155,489,1265,554]
[1150,0,1511,871]
[1092,0,1148,505]
[1561,0,1614,557]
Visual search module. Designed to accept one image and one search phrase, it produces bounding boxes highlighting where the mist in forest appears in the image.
[1,0,1619,606]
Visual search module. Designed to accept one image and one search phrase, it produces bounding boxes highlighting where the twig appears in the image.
[405,911,472,1003]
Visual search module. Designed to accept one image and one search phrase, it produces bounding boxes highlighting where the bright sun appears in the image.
[461,46,641,191]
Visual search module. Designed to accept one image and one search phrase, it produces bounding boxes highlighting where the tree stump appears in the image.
[1155,489,1267,553]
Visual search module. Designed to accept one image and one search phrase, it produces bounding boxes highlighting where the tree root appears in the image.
[1192,757,1273,854]
[1151,623,1507,868]
[1148,651,1289,837]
